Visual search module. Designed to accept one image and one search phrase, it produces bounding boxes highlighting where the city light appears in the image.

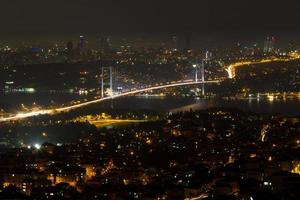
[34,144,41,150]
[1,1,300,198]
[0,80,219,122]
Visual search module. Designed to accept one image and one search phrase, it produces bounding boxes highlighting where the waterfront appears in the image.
[1,92,300,116]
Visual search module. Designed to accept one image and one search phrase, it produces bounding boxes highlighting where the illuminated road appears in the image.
[226,54,300,79]
[2,53,300,122]
[0,80,220,122]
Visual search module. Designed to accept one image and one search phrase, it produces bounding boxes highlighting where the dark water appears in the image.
[170,98,300,116]
[92,97,300,116]
[1,92,300,116]
[1,93,300,145]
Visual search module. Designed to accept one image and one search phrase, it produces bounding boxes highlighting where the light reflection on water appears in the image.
[1,94,299,145]
[0,92,300,116]
[170,98,300,116]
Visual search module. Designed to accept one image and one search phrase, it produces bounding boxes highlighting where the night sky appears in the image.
[0,0,300,38]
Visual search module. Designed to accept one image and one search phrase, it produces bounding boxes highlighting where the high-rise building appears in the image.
[99,36,111,55]
[263,36,276,53]
[79,35,85,50]
[77,35,88,57]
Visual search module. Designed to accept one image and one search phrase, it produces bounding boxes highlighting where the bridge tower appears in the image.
[201,51,211,96]
[193,64,198,82]
[201,59,205,96]
[101,65,114,98]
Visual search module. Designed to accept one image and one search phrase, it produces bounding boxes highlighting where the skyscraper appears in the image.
[263,36,276,53]
[99,36,111,55]
[79,35,85,50]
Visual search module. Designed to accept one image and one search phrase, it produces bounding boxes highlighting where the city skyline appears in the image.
[1,1,300,199]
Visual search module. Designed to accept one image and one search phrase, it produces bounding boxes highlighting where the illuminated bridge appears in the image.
[2,52,300,122]
[0,80,220,122]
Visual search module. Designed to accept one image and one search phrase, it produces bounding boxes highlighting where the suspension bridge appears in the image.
[1,52,300,122]
[0,80,220,122]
